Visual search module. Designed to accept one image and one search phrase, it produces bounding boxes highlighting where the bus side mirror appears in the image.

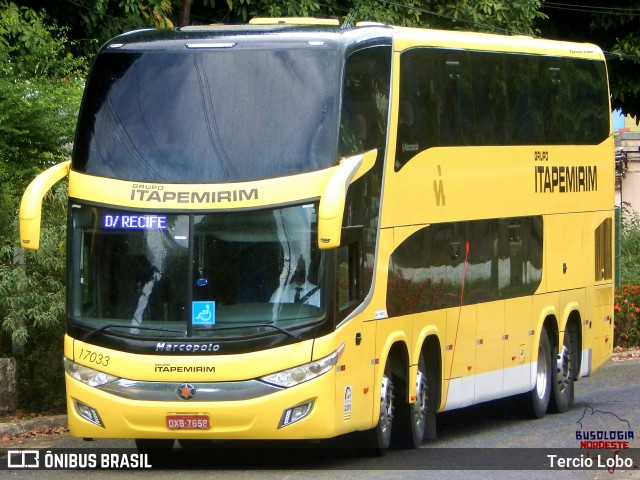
[19,160,71,250]
[317,150,376,250]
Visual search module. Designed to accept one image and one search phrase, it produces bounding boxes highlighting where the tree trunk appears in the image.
[178,0,192,27]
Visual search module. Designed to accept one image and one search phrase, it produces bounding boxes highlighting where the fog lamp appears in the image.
[73,399,105,428]
[278,399,314,428]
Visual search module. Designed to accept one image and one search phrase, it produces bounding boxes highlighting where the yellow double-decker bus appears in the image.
[20,18,614,452]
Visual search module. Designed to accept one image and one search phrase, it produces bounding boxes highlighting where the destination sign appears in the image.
[103,214,167,230]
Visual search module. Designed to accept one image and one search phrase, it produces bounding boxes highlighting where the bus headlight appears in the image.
[260,343,345,388]
[63,357,119,387]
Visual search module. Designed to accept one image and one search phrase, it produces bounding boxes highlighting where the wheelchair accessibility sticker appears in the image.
[192,301,215,326]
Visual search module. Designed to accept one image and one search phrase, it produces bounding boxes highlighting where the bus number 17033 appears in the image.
[78,348,110,367]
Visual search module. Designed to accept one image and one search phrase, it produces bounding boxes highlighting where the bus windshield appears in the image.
[69,203,325,342]
[73,47,340,183]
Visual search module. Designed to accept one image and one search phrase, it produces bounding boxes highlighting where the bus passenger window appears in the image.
[396,100,419,168]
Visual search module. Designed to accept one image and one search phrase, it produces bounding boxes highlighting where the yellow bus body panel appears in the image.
[65,370,338,440]
[64,334,351,439]
[391,27,606,61]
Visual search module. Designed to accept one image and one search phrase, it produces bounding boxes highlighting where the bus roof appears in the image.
[101,22,392,53]
[389,26,605,61]
[102,21,604,61]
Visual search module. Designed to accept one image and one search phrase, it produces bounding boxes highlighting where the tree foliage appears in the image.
[0,2,84,410]
[0,185,67,412]
[0,1,84,244]
[16,0,640,120]
[0,184,67,346]
[20,0,546,56]
[537,1,640,119]
[341,0,545,34]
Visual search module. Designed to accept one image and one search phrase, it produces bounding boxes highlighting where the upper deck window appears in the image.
[339,46,391,157]
[73,46,340,183]
[395,48,610,170]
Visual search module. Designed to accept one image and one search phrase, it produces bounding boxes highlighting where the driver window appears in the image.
[339,46,391,157]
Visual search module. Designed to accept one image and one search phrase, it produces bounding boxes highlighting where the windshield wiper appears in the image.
[84,322,304,341]
[195,322,299,339]
[83,324,185,341]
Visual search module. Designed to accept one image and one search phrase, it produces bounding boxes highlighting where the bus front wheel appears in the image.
[376,362,395,450]
[359,360,395,454]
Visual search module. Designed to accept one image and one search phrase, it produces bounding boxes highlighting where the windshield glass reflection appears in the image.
[70,204,324,340]
[73,48,339,183]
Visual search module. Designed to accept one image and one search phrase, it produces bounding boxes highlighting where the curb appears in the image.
[0,415,67,439]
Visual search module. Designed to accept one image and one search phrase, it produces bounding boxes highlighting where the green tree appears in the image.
[20,0,177,55]
[0,2,85,194]
[21,0,546,56]
[337,0,545,34]
[0,1,84,244]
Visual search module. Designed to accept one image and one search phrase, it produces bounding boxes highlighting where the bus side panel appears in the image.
[443,306,476,410]
[592,285,614,372]
[591,210,615,372]
[324,316,378,435]
[473,301,504,404]
[543,210,614,376]
[544,213,585,293]
[502,296,533,397]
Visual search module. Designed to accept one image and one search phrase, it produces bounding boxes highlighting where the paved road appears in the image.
[1,358,639,479]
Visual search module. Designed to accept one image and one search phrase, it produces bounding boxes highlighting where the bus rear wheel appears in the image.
[549,327,576,413]
[392,352,428,448]
[410,354,429,445]
[520,328,552,419]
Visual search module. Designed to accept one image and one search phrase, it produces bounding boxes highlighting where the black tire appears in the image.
[135,438,174,466]
[177,439,213,449]
[392,352,428,448]
[520,328,552,419]
[410,353,429,445]
[549,327,576,413]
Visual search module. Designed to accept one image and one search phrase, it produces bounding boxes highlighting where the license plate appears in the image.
[166,414,210,430]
